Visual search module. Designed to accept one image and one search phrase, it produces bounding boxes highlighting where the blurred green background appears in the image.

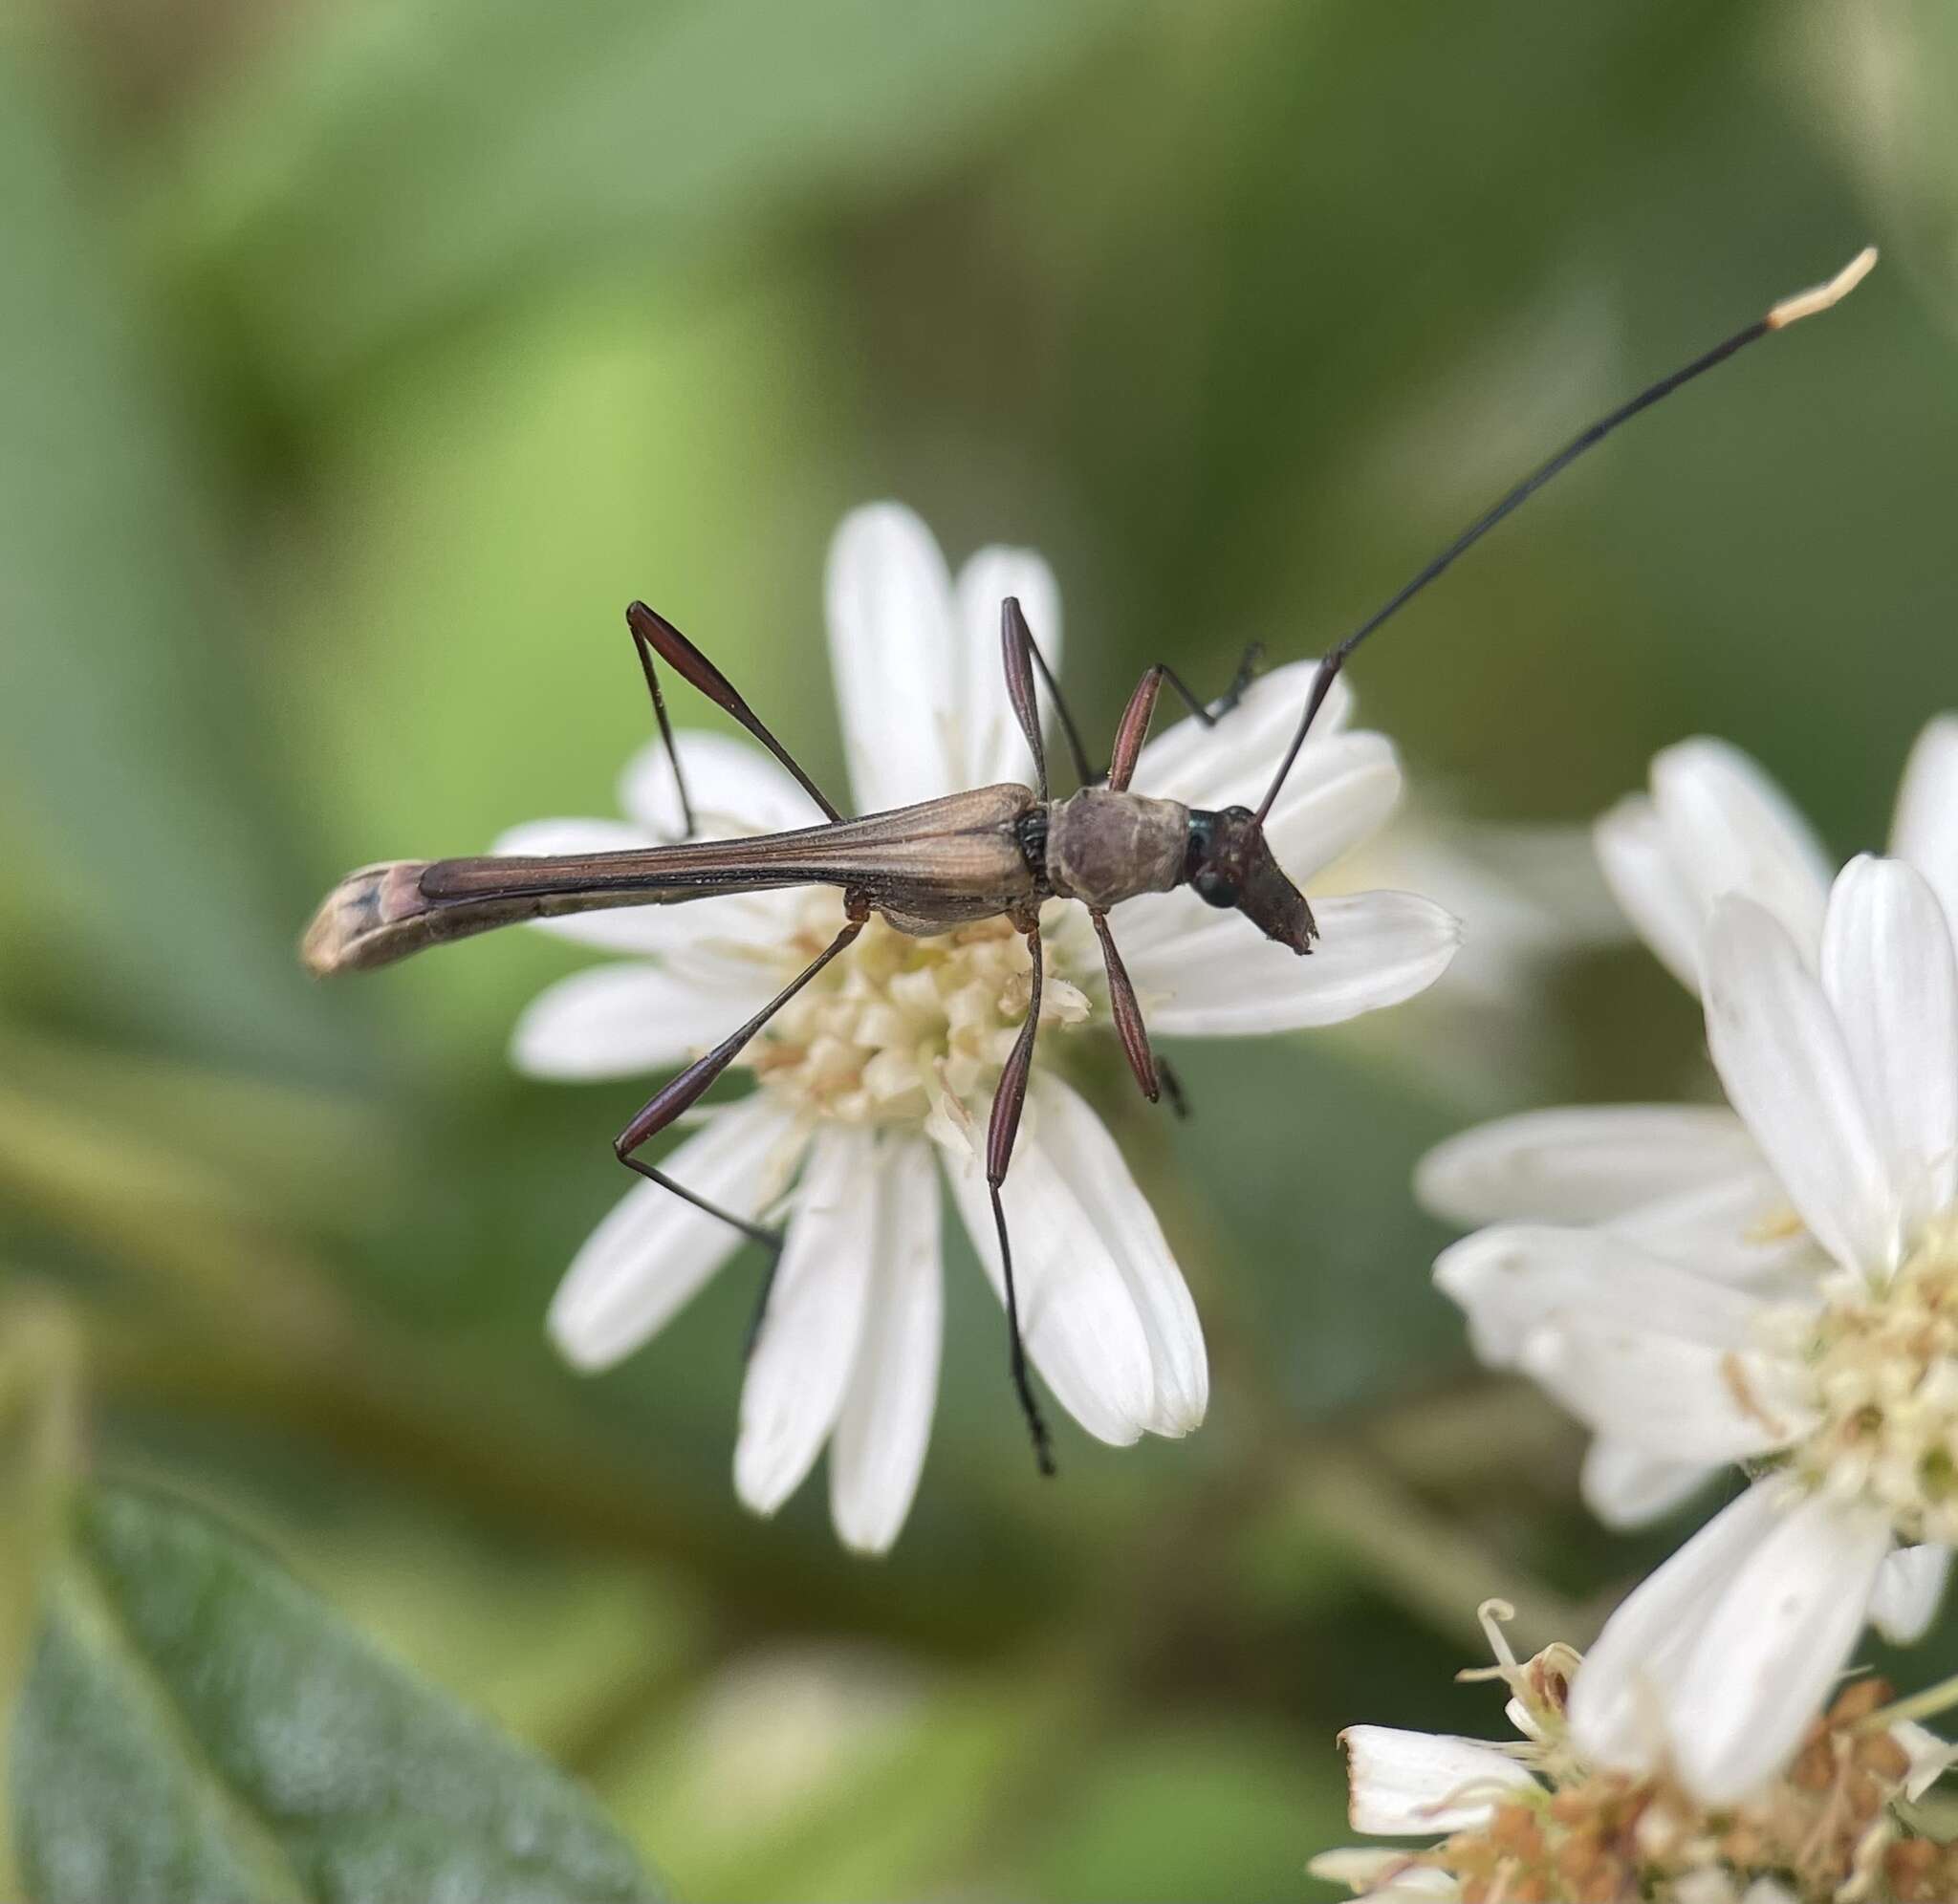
[2,0,1956,1895]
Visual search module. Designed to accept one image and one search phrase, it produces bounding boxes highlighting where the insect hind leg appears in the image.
[610,893,870,1357]
[983,913,1057,1477]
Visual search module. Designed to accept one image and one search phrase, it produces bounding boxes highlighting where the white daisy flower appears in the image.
[506,503,1461,1553]
[1428,851,1958,1802]
[1421,726,1957,1537]
[1310,1601,1958,1903]
[1314,809,1624,1108]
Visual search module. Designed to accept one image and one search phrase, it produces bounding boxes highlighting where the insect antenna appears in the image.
[1251,247,1879,825]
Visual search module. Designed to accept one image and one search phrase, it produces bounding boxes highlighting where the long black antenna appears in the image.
[1252,247,1879,825]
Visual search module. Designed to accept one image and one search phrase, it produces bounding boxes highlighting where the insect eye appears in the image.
[1192,869,1239,909]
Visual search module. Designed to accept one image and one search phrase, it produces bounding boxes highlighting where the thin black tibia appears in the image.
[1016,614,1096,792]
[1000,597,1050,804]
[985,914,1056,1476]
[628,610,696,837]
[1156,1055,1189,1121]
[625,600,847,828]
[613,894,871,1351]
[1103,642,1264,792]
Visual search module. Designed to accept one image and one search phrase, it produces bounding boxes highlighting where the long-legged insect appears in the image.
[305,250,1873,1472]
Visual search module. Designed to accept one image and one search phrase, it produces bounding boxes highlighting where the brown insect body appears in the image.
[301,783,1261,975]
[1042,789,1188,911]
[305,782,1055,975]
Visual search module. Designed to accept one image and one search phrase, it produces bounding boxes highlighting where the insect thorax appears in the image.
[1043,790,1190,910]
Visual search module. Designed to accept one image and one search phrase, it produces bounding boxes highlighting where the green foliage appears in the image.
[12,1483,663,1904]
[168,0,1137,393]
[0,51,345,1076]
[3,0,1957,1896]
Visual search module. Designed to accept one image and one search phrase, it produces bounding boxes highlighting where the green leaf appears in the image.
[12,1484,664,1904]
[166,0,1134,391]
[0,40,346,1074]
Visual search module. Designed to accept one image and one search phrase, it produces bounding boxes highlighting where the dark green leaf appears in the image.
[12,1484,663,1904]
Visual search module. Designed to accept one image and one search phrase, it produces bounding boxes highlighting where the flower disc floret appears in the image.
[744,897,1090,1130]
[1769,1214,1958,1545]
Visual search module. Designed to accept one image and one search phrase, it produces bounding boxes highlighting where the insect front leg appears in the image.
[613,890,871,1353]
[984,910,1057,1477]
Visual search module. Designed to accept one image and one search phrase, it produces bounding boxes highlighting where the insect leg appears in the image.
[626,606,698,837]
[1013,612,1096,791]
[1104,643,1265,792]
[1088,907,1160,1105]
[984,913,1056,1476]
[613,891,871,1351]
[999,597,1050,804]
[626,601,848,826]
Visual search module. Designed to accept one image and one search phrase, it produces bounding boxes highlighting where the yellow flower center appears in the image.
[1428,1680,1943,1904]
[731,894,1093,1131]
[1773,1213,1958,1543]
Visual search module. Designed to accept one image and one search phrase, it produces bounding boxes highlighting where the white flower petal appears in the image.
[1415,1105,1760,1228]
[1605,1169,1822,1289]
[1580,1438,1715,1530]
[943,1078,1204,1446]
[734,1128,881,1517]
[546,1094,805,1372]
[829,1138,943,1555]
[1518,1322,1799,1464]
[619,728,822,839]
[1568,1484,1783,1774]
[1433,1223,1769,1366]
[1307,1847,1460,1897]
[954,545,1063,792]
[1666,1493,1891,1804]
[492,817,653,860]
[1126,656,1352,807]
[1571,1486,1890,1801]
[1258,732,1403,884]
[1018,1074,1207,1434]
[1128,891,1460,1037]
[1650,737,1832,964]
[1891,714,1958,937]
[1819,856,1958,1233]
[1897,1720,1958,1801]
[1704,896,1900,1278]
[511,961,779,1080]
[1338,1725,1538,1835]
[1595,794,1706,991]
[1870,1543,1951,1645]
[824,503,960,812]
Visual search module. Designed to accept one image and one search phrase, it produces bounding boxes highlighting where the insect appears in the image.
[305,249,1873,1474]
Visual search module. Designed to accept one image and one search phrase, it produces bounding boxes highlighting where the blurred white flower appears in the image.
[1310,1601,1957,1902]
[1315,808,1622,1107]
[1421,723,1957,1530]
[1421,720,1958,1799]
[505,502,1460,1552]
